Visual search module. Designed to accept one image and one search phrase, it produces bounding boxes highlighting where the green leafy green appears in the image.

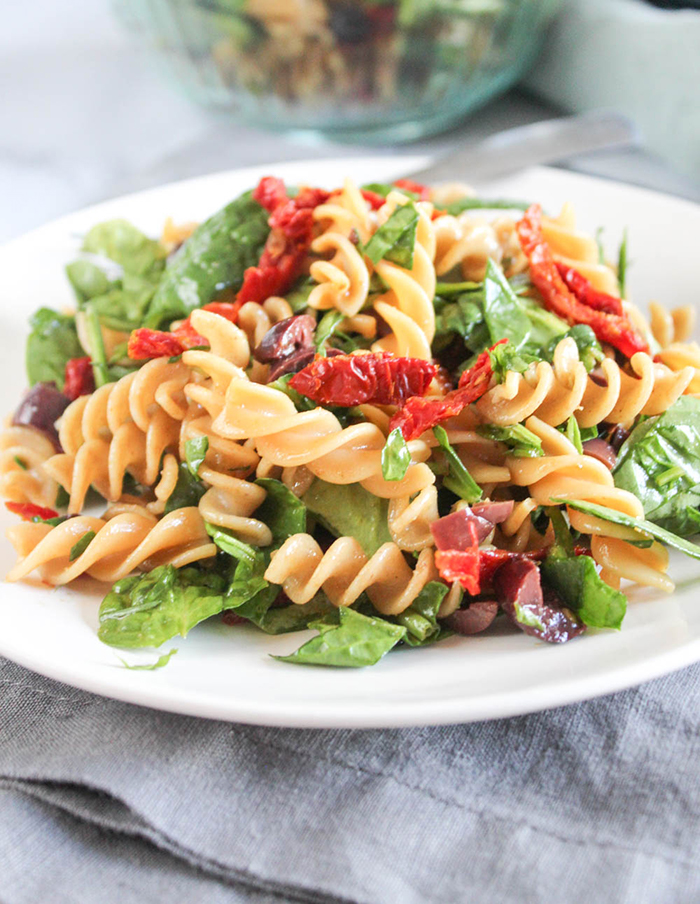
[562,416,583,454]
[543,550,627,629]
[613,397,700,535]
[164,463,207,514]
[618,228,628,298]
[396,581,448,645]
[248,594,337,635]
[146,190,270,327]
[442,197,530,216]
[185,436,209,478]
[362,203,419,269]
[302,480,391,556]
[516,295,569,348]
[433,426,482,502]
[274,606,406,667]
[595,226,605,265]
[546,324,604,372]
[489,341,541,383]
[482,259,532,350]
[84,304,110,388]
[69,530,95,562]
[26,308,84,389]
[65,260,114,304]
[433,294,489,357]
[284,277,315,313]
[362,182,420,202]
[267,373,317,412]
[82,219,166,280]
[315,310,345,353]
[434,281,481,297]
[478,424,544,458]
[119,648,178,670]
[98,565,228,648]
[563,499,700,563]
[381,427,411,482]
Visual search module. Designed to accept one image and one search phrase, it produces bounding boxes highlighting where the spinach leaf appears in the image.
[164,463,207,514]
[65,260,114,304]
[274,606,406,667]
[482,259,532,349]
[517,296,569,348]
[542,550,627,629]
[442,197,530,216]
[251,594,336,635]
[185,436,209,478]
[613,397,700,535]
[69,530,95,562]
[434,281,482,297]
[396,581,448,645]
[477,424,544,458]
[563,499,700,562]
[82,219,167,280]
[83,304,110,387]
[381,428,411,482]
[98,565,227,648]
[562,416,583,454]
[204,523,269,607]
[26,308,84,389]
[362,182,420,202]
[362,203,419,269]
[433,426,482,503]
[285,276,315,313]
[433,294,489,356]
[119,648,178,670]
[302,480,391,556]
[489,341,541,383]
[545,324,604,372]
[146,190,270,327]
[618,228,628,298]
[315,310,345,353]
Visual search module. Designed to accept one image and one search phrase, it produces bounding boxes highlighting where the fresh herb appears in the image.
[146,190,270,327]
[613,397,700,535]
[396,581,448,645]
[119,648,178,670]
[478,424,544,458]
[13,456,27,470]
[84,304,110,388]
[546,324,604,372]
[98,565,228,648]
[25,308,84,389]
[362,203,419,269]
[69,530,95,562]
[185,436,209,478]
[482,259,532,350]
[315,310,345,353]
[562,416,583,454]
[433,426,482,503]
[562,499,700,563]
[302,480,391,556]
[274,606,407,667]
[488,341,541,383]
[617,228,628,298]
[164,463,207,514]
[381,427,411,482]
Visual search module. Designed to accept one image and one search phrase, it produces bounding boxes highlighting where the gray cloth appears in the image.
[2,653,700,904]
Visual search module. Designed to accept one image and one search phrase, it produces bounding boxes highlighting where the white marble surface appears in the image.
[2,1,699,246]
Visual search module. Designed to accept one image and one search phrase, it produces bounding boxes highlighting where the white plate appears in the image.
[1,158,700,728]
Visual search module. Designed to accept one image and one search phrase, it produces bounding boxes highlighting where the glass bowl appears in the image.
[116,0,563,143]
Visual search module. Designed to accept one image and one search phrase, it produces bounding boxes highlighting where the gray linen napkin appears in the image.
[2,653,700,904]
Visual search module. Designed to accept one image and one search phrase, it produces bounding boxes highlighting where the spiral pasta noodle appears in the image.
[0,426,58,508]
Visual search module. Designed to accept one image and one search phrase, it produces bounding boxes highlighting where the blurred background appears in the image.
[1,0,698,243]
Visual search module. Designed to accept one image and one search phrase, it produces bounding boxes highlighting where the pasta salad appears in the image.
[3,175,700,668]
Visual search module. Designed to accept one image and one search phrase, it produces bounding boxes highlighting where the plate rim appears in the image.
[1,157,699,728]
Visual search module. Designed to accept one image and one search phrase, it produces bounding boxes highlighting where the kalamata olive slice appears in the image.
[582,437,617,470]
[445,601,499,636]
[494,558,585,643]
[471,500,514,526]
[608,424,630,452]
[253,315,316,364]
[12,382,70,450]
[430,507,493,550]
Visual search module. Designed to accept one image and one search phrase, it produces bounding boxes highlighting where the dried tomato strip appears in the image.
[6,501,59,522]
[361,189,386,211]
[289,353,436,408]
[435,548,481,596]
[128,300,243,360]
[517,205,648,358]
[63,357,95,401]
[555,263,623,316]
[390,343,502,442]
[393,178,431,201]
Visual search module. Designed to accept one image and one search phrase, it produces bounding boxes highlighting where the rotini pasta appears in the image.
[3,172,699,667]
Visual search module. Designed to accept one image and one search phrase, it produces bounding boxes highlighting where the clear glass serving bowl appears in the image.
[116,0,562,143]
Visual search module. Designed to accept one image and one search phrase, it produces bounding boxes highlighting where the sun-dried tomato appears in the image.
[435,548,481,596]
[127,300,246,360]
[517,205,648,358]
[253,176,287,213]
[361,189,386,211]
[390,343,501,441]
[394,178,431,201]
[290,352,436,408]
[5,501,59,522]
[63,357,95,401]
[555,263,623,316]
